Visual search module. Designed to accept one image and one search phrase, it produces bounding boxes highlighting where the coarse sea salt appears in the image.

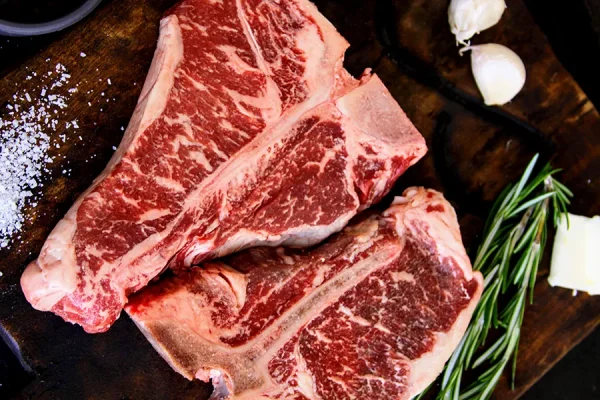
[1,61,119,249]
[0,65,76,248]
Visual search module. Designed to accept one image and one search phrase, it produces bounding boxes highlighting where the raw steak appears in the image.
[21,0,426,333]
[126,188,483,400]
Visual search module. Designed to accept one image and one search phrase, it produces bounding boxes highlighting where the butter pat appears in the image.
[548,213,600,295]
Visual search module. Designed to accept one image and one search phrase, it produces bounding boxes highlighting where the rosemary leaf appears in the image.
[472,332,506,368]
[508,191,555,218]
[552,179,574,197]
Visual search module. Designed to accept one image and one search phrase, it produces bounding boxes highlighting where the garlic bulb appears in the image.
[464,43,526,106]
[448,0,507,44]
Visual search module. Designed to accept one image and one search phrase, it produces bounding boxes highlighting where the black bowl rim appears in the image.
[0,0,103,37]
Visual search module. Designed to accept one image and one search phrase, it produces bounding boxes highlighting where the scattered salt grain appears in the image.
[80,52,86,58]
[0,67,74,248]
[1,61,116,248]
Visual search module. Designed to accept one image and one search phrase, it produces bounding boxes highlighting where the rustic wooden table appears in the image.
[0,0,598,399]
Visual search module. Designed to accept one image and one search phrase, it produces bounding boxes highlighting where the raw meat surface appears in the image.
[21,0,426,333]
[126,188,483,400]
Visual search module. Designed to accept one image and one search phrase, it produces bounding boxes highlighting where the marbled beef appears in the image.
[126,188,482,400]
[21,0,426,333]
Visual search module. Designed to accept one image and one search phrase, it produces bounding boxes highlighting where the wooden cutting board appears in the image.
[0,0,598,399]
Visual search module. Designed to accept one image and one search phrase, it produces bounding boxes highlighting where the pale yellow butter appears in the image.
[548,213,600,295]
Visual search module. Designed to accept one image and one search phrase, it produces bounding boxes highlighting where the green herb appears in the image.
[417,154,572,400]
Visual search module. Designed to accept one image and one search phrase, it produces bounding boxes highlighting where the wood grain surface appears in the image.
[0,0,598,399]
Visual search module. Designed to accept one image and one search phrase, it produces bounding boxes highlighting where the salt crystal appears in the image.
[0,64,78,248]
[80,52,86,57]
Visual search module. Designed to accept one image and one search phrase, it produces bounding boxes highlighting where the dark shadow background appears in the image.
[0,0,598,399]
[523,327,599,399]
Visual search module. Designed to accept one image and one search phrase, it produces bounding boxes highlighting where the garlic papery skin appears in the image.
[464,43,526,106]
[448,0,507,45]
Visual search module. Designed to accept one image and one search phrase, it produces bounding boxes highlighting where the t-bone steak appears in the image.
[126,188,483,400]
[21,0,426,333]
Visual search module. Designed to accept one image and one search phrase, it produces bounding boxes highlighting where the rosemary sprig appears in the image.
[417,154,572,400]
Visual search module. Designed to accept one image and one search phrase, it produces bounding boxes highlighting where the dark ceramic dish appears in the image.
[0,0,102,36]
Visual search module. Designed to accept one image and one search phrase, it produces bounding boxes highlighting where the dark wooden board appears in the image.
[0,0,598,399]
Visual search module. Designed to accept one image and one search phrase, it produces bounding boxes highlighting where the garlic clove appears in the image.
[465,43,526,106]
[448,0,507,45]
